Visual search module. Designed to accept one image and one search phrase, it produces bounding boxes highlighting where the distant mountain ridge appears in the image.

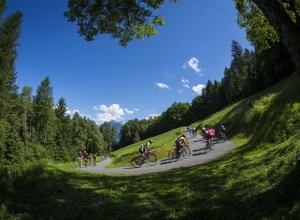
[109,121,124,141]
[108,120,123,132]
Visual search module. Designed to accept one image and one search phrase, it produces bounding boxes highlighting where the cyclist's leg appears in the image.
[176,144,181,158]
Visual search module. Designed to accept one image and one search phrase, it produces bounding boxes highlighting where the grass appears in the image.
[1,73,300,219]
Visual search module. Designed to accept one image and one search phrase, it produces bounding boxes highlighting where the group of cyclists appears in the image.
[77,150,97,168]
[137,124,226,161]
[77,124,226,167]
[139,124,226,161]
[201,124,226,149]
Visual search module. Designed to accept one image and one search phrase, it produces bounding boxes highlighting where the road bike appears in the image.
[192,129,197,137]
[84,158,88,167]
[218,132,226,143]
[168,144,191,162]
[78,157,82,168]
[131,150,157,168]
[205,138,214,153]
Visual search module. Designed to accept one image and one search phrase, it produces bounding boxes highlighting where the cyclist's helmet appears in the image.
[149,139,153,143]
[182,134,186,137]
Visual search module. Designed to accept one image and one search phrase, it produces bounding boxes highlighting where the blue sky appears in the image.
[6,0,252,124]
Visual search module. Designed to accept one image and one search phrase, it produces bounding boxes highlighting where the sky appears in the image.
[6,0,253,125]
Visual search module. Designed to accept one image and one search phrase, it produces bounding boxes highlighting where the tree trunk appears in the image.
[252,0,300,76]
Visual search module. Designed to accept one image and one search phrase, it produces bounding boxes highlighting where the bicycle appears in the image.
[84,158,88,167]
[192,129,197,137]
[168,144,191,162]
[78,157,82,168]
[205,137,214,153]
[131,150,157,168]
[218,132,226,143]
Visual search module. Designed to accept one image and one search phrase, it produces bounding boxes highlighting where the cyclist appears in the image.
[205,128,215,150]
[219,124,226,139]
[201,126,206,139]
[83,151,89,166]
[139,139,153,159]
[192,127,197,137]
[77,150,83,167]
[89,154,93,166]
[175,134,188,157]
[93,153,97,166]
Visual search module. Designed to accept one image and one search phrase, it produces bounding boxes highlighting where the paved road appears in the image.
[74,133,235,175]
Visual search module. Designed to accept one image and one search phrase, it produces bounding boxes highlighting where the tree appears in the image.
[85,120,104,154]
[99,122,117,153]
[64,0,178,46]
[0,0,24,163]
[71,112,88,151]
[20,86,34,154]
[234,0,300,74]
[33,77,56,148]
[54,97,72,160]
[0,1,22,122]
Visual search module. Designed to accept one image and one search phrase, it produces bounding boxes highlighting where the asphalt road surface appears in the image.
[74,133,235,175]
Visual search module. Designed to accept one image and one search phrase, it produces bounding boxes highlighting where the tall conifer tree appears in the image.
[0,0,23,162]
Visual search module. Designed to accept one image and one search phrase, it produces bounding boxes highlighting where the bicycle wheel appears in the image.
[221,134,226,143]
[182,147,191,159]
[131,156,143,168]
[205,141,211,153]
[168,149,178,162]
[211,138,215,149]
[146,152,157,166]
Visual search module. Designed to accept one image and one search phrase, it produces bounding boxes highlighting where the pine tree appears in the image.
[0,1,23,163]
[20,86,34,155]
[54,97,72,160]
[33,77,56,157]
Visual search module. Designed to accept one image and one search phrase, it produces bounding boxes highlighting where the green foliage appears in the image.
[234,0,300,74]
[119,102,190,147]
[64,0,177,46]
[235,0,279,50]
[100,122,117,152]
[0,119,9,159]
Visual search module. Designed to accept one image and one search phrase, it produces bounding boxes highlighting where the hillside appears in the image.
[2,72,300,219]
[108,72,300,169]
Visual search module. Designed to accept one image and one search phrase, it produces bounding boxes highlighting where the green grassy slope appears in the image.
[2,73,300,219]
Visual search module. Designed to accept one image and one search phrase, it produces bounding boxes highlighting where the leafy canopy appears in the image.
[64,0,178,46]
[234,0,300,51]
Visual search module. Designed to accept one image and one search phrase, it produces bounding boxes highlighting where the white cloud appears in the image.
[68,109,91,118]
[125,108,134,114]
[178,89,185,94]
[192,84,205,95]
[93,104,124,124]
[155,82,171,90]
[181,78,190,88]
[93,104,138,124]
[183,57,203,74]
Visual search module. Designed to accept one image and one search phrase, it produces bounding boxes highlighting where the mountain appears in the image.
[109,120,124,141]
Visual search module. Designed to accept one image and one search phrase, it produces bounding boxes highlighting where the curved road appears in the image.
[74,133,235,175]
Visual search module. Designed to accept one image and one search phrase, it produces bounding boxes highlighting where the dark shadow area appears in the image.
[192,148,207,156]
